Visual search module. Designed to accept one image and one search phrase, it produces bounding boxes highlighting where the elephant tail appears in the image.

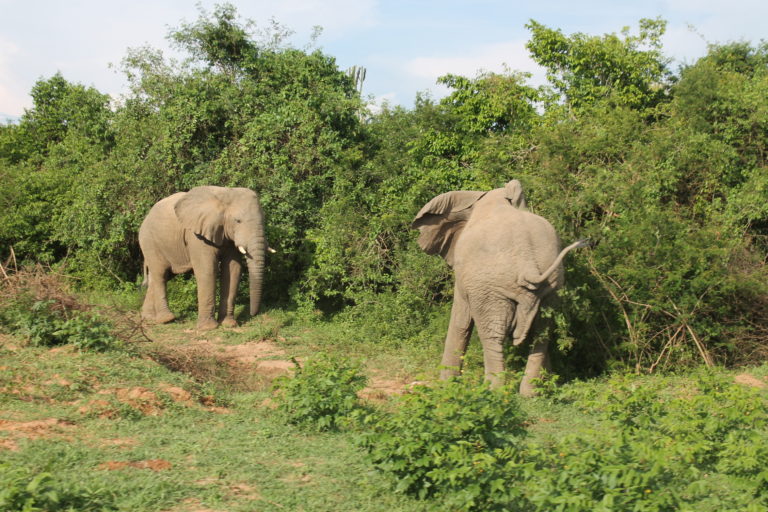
[522,239,590,290]
[141,263,149,287]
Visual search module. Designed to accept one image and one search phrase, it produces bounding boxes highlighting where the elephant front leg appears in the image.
[440,288,474,380]
[191,252,219,331]
[218,255,242,328]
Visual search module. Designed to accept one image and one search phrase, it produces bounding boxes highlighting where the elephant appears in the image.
[411,179,587,396]
[139,186,268,330]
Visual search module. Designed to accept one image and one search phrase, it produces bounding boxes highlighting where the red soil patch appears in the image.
[150,335,299,391]
[734,373,767,388]
[186,338,298,378]
[0,438,19,451]
[76,383,198,417]
[0,417,75,438]
[160,384,193,404]
[98,459,172,471]
[0,417,76,448]
[358,371,417,401]
[98,437,140,448]
[228,482,261,499]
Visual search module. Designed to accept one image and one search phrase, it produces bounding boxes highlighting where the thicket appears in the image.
[361,372,768,511]
[1,5,766,374]
[0,465,116,512]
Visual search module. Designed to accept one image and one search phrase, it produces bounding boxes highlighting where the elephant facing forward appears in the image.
[412,180,587,396]
[139,186,268,330]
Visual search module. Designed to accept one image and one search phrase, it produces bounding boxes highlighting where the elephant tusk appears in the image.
[238,246,247,255]
[267,247,277,254]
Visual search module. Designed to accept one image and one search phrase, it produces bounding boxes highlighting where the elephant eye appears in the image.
[234,218,242,224]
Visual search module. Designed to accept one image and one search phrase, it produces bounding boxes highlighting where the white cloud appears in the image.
[662,23,709,66]
[662,0,768,46]
[366,92,398,114]
[404,39,546,93]
[0,37,30,117]
[253,0,379,35]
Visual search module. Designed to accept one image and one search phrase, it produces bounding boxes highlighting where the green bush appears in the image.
[0,465,116,511]
[0,297,120,351]
[272,353,367,431]
[361,378,528,509]
[363,372,768,511]
[524,372,768,511]
[2,7,767,374]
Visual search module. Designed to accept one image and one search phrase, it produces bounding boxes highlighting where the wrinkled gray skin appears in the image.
[139,186,267,331]
[412,180,587,396]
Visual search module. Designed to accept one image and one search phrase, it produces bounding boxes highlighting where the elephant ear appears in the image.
[411,190,487,266]
[174,187,226,246]
[504,179,527,209]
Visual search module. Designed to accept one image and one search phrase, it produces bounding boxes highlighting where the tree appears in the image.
[526,18,671,112]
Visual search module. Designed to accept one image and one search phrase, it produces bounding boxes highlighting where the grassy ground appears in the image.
[2,300,768,511]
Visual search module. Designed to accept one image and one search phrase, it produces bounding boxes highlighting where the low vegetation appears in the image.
[1,270,767,511]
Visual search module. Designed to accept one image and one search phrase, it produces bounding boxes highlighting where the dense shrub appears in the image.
[361,378,528,509]
[363,373,768,511]
[272,353,367,431]
[1,7,766,372]
[0,465,116,511]
[0,267,121,351]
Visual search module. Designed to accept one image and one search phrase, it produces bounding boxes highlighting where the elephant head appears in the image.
[174,186,267,316]
[411,190,488,267]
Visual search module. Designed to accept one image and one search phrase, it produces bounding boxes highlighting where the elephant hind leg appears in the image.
[520,338,550,398]
[519,296,555,397]
[142,266,176,324]
[511,292,541,346]
[440,287,474,380]
[472,299,515,389]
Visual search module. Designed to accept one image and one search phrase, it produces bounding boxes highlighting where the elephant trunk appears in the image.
[245,235,266,316]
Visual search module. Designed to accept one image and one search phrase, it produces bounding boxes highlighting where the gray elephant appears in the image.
[412,179,587,396]
[139,186,268,330]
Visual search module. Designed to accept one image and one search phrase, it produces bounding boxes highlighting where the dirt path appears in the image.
[145,327,410,400]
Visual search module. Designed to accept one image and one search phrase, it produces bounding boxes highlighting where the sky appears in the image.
[1,0,767,121]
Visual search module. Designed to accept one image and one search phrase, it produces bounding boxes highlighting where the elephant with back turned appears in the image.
[412,179,587,396]
[139,186,267,331]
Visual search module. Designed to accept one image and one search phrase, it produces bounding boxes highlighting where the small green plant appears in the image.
[0,297,120,351]
[52,313,120,351]
[361,378,528,509]
[272,353,368,431]
[0,465,116,511]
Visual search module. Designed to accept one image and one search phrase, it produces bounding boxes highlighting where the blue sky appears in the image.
[1,0,766,120]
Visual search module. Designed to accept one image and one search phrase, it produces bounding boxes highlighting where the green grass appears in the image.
[0,336,423,511]
[2,304,767,511]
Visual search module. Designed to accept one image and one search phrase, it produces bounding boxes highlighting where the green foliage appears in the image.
[364,372,768,511]
[361,379,528,509]
[526,18,671,111]
[1,6,767,374]
[532,372,768,511]
[0,465,116,511]
[0,297,120,351]
[272,353,367,431]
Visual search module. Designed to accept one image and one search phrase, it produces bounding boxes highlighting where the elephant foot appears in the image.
[155,311,177,324]
[220,316,238,328]
[196,318,219,331]
[439,367,461,380]
[142,311,176,324]
[519,378,539,398]
[485,372,505,390]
